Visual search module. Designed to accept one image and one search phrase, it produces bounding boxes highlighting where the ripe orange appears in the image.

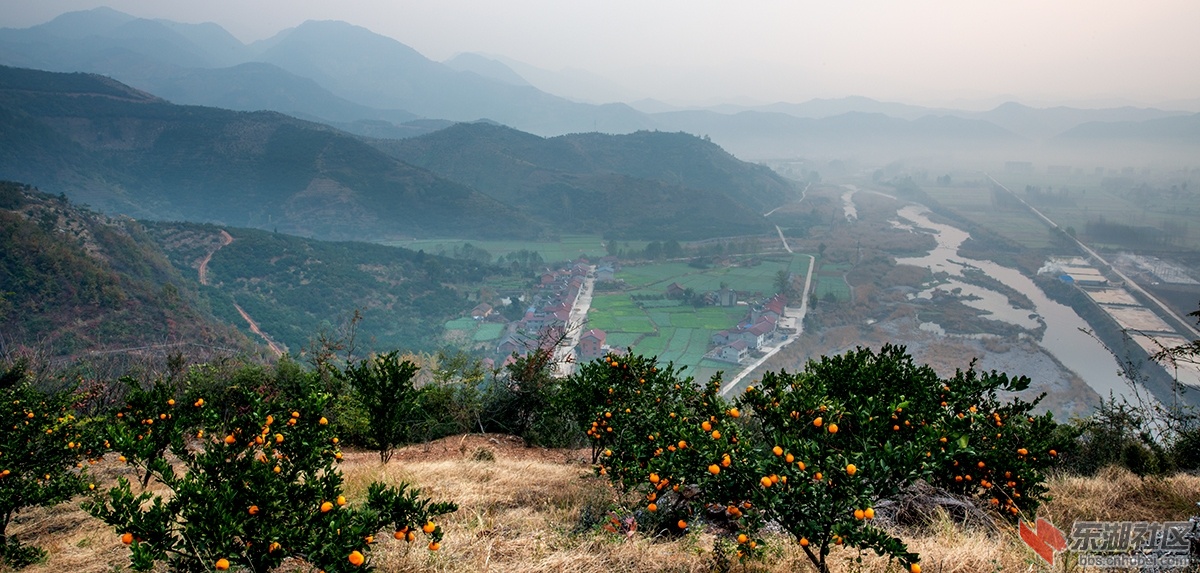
[269,541,281,552]
[814,472,823,480]
[407,531,417,542]
[677,520,688,529]
[737,533,748,544]
[275,433,284,444]
[215,558,230,571]
[785,453,794,463]
[701,421,713,431]
[423,522,436,534]
[854,509,865,520]
[224,434,236,445]
[772,446,783,456]
[121,532,133,545]
[647,503,658,512]
[760,476,773,487]
[319,417,328,425]
[728,407,741,418]
[708,464,720,475]
[711,430,721,439]
[337,495,347,506]
[320,501,333,513]
[864,507,875,519]
[827,423,838,434]
[813,417,823,427]
[194,398,204,407]
[800,537,809,547]
[348,551,365,566]
[846,463,857,476]
[649,473,660,484]
[1017,448,1028,456]
[910,564,921,573]
[249,505,260,515]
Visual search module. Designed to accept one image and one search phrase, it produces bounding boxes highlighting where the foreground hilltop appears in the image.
[10,434,1199,573]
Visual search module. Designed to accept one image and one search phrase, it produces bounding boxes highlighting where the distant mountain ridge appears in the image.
[3,7,1197,165]
[0,65,540,241]
[0,66,798,241]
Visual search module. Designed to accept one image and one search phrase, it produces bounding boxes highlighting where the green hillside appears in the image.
[375,122,793,239]
[146,222,499,354]
[0,181,256,357]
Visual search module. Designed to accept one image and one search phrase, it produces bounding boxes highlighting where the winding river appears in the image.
[894,205,1132,403]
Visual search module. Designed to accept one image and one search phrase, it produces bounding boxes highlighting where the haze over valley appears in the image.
[2,4,1199,417]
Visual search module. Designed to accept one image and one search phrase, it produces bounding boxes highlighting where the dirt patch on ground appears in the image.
[386,433,593,466]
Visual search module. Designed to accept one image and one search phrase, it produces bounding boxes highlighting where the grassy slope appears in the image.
[15,436,1199,573]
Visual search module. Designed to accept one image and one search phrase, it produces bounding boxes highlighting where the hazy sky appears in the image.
[3,0,1199,108]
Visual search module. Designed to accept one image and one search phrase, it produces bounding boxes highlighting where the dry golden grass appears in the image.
[7,437,1200,573]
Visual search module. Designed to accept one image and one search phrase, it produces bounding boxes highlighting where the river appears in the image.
[894,205,1133,402]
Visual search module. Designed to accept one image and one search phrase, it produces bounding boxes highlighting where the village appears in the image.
[462,255,801,377]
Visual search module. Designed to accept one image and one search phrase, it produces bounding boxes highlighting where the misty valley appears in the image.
[1,5,1199,573]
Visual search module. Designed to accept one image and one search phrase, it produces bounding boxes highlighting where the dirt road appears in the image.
[197,229,285,357]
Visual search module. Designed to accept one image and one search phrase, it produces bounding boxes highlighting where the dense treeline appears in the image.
[146,223,499,354]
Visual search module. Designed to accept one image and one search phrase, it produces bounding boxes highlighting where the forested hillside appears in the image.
[146,222,497,354]
[0,181,255,357]
[376,123,791,239]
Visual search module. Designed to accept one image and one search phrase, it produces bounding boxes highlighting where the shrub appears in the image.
[579,345,1066,573]
[0,361,99,568]
[86,363,456,572]
[339,352,422,463]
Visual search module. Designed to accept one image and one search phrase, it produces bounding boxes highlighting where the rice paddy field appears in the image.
[813,262,852,302]
[587,254,809,382]
[443,317,505,344]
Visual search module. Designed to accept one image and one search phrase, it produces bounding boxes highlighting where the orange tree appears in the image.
[0,361,101,568]
[86,365,456,573]
[105,377,196,488]
[577,345,1066,573]
[924,365,1071,519]
[561,353,726,534]
[338,351,422,463]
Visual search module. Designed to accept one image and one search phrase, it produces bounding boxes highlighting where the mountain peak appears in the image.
[31,6,136,38]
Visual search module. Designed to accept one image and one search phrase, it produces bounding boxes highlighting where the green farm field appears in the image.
[443,317,505,344]
[585,254,809,381]
[381,235,648,264]
[928,175,1200,251]
[921,186,1055,249]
